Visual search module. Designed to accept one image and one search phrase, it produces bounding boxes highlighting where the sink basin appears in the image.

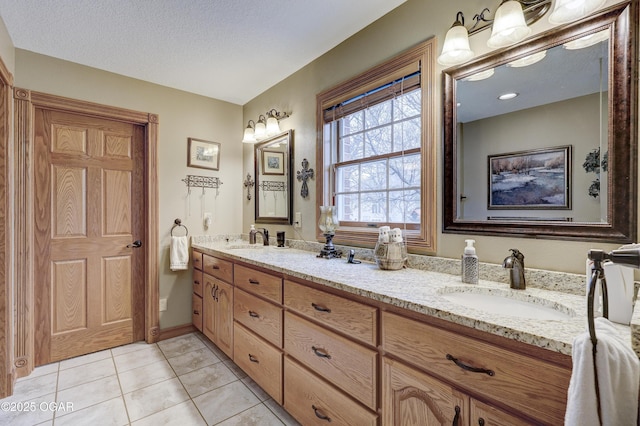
[438,287,575,320]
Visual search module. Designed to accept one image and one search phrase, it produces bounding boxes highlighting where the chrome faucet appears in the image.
[255,228,269,246]
[503,249,525,290]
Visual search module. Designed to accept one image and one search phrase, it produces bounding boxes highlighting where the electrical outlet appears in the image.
[294,212,302,228]
[159,298,168,312]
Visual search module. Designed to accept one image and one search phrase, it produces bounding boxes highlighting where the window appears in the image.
[316,38,437,254]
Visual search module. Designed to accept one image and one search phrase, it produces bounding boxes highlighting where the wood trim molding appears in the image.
[157,324,197,342]
[0,59,13,399]
[12,89,160,381]
[13,88,33,380]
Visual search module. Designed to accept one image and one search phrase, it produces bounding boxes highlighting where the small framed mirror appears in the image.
[255,130,293,224]
[443,3,637,242]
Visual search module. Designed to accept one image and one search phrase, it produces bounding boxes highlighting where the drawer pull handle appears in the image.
[312,405,331,422]
[478,419,485,426]
[311,303,331,313]
[248,311,260,318]
[211,265,220,270]
[193,310,200,315]
[194,280,200,285]
[452,405,461,426]
[312,346,331,359]
[248,279,260,285]
[248,354,259,363]
[446,354,494,376]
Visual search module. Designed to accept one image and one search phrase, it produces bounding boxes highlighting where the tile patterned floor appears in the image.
[0,332,301,426]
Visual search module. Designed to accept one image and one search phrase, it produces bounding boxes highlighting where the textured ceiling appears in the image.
[0,0,406,105]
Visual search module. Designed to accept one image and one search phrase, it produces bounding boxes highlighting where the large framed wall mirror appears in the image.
[255,130,293,224]
[443,2,637,242]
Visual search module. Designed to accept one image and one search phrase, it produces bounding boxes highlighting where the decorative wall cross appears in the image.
[243,173,255,200]
[296,158,314,198]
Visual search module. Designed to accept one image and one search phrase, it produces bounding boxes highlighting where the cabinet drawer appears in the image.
[234,288,283,347]
[234,264,282,303]
[192,294,202,332]
[192,250,203,270]
[284,280,377,345]
[284,357,377,426]
[193,269,203,297]
[203,254,233,283]
[233,323,282,404]
[284,311,377,410]
[381,311,570,425]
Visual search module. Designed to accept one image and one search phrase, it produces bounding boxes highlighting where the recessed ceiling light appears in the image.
[498,92,518,100]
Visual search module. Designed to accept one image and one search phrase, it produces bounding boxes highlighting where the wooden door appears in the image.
[33,108,145,365]
[382,357,468,426]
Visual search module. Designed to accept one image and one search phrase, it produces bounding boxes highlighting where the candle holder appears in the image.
[317,206,342,259]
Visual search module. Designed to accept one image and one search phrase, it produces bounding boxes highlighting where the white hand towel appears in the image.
[602,261,635,325]
[170,236,189,271]
[565,317,640,426]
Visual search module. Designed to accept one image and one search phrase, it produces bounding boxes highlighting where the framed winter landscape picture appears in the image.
[488,146,571,209]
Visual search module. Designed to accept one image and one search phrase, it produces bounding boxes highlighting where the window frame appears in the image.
[316,38,437,254]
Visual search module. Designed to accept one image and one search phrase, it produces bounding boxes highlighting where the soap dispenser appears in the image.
[249,224,257,245]
[461,239,479,284]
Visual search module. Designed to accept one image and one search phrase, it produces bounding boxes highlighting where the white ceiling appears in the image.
[0,0,406,105]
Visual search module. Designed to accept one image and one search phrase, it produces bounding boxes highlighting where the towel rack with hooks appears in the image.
[171,218,189,237]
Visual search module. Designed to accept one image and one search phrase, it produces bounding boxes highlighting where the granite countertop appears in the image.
[191,237,638,358]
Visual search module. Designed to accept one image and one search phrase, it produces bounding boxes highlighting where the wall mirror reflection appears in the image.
[255,130,293,224]
[443,3,636,242]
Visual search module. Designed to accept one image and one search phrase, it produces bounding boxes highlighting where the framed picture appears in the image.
[187,138,220,170]
[262,150,285,175]
[488,145,571,209]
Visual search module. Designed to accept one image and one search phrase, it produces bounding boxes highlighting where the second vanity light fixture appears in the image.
[438,0,606,67]
[242,109,291,143]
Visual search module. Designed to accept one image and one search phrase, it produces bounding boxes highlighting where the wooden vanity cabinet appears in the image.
[192,250,203,332]
[232,262,284,404]
[202,273,234,358]
[381,311,571,425]
[283,279,379,422]
[192,250,234,351]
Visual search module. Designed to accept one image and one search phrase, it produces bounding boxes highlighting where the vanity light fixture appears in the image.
[242,109,291,143]
[242,120,257,143]
[563,29,609,50]
[465,68,495,81]
[548,0,606,25]
[437,12,475,66]
[498,92,519,100]
[254,115,267,140]
[437,0,554,67]
[507,50,547,67]
[487,0,531,48]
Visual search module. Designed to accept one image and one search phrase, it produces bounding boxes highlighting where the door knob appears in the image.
[127,240,142,248]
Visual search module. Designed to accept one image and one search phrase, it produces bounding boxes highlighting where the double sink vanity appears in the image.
[189,236,638,425]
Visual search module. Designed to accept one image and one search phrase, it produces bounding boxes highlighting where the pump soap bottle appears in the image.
[249,224,257,244]
[461,239,479,284]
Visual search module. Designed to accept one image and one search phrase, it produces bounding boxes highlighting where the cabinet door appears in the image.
[382,357,468,426]
[202,275,217,342]
[214,279,234,358]
[470,399,532,426]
